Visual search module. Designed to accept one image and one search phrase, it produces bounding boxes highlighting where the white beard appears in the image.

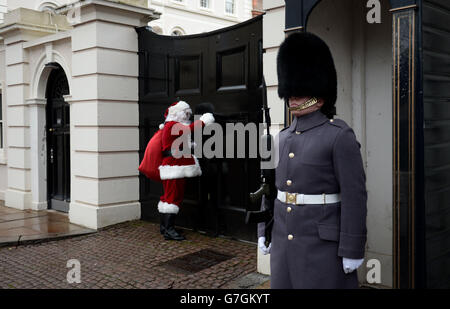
[165,109,192,125]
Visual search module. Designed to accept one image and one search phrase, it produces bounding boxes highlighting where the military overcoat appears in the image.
[259,110,368,289]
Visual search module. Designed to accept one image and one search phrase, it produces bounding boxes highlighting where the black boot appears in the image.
[162,214,185,241]
[160,213,166,235]
[160,213,183,235]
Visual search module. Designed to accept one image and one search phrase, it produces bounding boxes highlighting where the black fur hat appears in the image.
[277,32,337,118]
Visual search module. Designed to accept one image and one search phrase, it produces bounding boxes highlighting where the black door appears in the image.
[138,16,263,241]
[46,66,71,213]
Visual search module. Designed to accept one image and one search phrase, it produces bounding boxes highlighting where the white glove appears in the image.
[199,113,215,126]
[342,258,364,274]
[258,237,271,255]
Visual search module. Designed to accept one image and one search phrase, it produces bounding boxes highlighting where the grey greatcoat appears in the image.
[258,110,368,289]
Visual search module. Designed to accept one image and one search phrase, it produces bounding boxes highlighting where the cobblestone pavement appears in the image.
[0,220,260,289]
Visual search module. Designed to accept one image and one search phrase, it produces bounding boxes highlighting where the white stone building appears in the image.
[147,0,253,35]
[0,0,161,229]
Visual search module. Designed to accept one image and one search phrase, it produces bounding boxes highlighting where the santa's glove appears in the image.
[342,258,364,274]
[200,113,215,126]
[258,237,271,255]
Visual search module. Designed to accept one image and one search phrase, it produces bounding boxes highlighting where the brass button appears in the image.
[286,180,292,186]
[288,234,294,241]
[296,131,302,135]
[287,207,292,213]
[287,194,296,203]
[289,153,295,159]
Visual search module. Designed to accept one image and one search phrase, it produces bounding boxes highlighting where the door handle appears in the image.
[50,148,54,164]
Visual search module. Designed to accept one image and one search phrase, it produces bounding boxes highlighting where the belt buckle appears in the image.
[286,192,297,205]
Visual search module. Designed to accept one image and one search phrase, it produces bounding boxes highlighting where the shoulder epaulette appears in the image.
[327,118,348,129]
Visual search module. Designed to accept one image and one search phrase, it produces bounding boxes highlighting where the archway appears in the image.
[44,64,71,212]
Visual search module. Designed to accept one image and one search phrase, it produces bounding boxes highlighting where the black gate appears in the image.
[137,16,263,242]
[46,66,71,213]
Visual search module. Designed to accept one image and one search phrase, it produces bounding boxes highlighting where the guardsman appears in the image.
[258,32,368,289]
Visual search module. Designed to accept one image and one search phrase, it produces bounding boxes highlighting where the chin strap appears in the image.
[289,97,319,112]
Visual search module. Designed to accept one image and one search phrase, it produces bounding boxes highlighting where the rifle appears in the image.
[245,77,277,247]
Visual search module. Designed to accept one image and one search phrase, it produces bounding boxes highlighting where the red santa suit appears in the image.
[157,101,215,215]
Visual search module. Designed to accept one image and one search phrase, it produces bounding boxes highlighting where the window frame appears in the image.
[225,0,236,16]
[200,0,210,9]
[171,0,185,5]
[171,27,185,36]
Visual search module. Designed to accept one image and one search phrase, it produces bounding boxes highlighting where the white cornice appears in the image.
[23,30,71,49]
[26,98,47,106]
[56,0,161,19]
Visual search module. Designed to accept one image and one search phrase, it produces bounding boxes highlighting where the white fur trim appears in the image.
[159,156,202,180]
[200,113,215,126]
[159,123,165,130]
[168,101,190,116]
[158,201,179,214]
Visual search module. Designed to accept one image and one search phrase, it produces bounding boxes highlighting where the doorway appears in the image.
[137,16,263,241]
[45,65,71,213]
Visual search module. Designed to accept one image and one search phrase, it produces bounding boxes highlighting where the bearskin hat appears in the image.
[277,32,337,118]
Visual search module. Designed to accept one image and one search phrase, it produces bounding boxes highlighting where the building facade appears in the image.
[147,0,253,35]
[0,0,160,228]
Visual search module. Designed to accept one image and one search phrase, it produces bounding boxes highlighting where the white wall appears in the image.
[363,1,393,288]
[0,40,6,199]
[6,0,68,11]
[148,0,253,35]
[0,0,7,23]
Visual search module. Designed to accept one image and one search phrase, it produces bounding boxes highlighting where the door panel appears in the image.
[138,16,263,241]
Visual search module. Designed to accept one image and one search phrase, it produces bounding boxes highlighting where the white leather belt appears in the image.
[277,190,341,205]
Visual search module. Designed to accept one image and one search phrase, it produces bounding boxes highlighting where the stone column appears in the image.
[27,98,47,210]
[57,0,159,229]
[257,0,287,276]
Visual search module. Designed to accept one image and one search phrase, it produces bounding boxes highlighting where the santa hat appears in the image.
[159,101,191,130]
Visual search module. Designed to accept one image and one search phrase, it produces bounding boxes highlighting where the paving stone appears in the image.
[0,220,257,289]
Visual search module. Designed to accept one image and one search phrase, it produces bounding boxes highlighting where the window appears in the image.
[38,2,58,13]
[171,30,184,36]
[225,0,235,14]
[200,0,209,8]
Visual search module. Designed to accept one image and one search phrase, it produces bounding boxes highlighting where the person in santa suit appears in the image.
[158,101,215,240]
